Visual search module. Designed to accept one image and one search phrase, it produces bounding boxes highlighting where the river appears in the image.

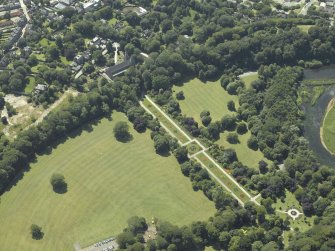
[303,66,335,166]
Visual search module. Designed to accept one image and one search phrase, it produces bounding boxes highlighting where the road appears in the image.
[299,0,314,15]
[19,0,31,22]
[141,95,261,206]
[18,0,31,40]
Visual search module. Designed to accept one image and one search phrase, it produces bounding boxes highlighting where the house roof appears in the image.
[105,58,135,78]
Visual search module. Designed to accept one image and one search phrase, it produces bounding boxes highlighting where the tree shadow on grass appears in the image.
[116,133,133,143]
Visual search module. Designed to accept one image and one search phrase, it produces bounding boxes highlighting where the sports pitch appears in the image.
[0,112,215,251]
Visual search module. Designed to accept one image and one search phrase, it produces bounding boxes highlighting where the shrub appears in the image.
[50,173,67,193]
[114,121,131,142]
[227,133,239,144]
[31,224,43,240]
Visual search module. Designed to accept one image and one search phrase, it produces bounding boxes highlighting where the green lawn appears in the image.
[60,56,71,65]
[273,189,314,243]
[39,38,55,47]
[297,25,315,33]
[33,53,46,62]
[173,78,238,124]
[173,78,267,169]
[239,72,258,88]
[0,112,215,251]
[25,76,36,94]
[322,101,335,153]
[215,131,267,169]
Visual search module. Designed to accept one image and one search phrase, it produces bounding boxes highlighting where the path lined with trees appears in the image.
[141,95,259,206]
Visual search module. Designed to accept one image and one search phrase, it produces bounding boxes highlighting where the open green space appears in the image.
[173,78,238,125]
[321,100,335,154]
[60,56,71,65]
[0,112,215,251]
[173,78,267,168]
[273,189,314,243]
[39,38,55,47]
[216,131,267,169]
[25,76,36,94]
[297,25,315,33]
[239,72,259,88]
[33,53,46,62]
[142,98,190,144]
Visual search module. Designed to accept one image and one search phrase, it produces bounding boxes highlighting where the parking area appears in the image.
[80,237,118,251]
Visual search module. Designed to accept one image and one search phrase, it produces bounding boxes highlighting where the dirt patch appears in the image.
[143,225,157,243]
[3,94,43,137]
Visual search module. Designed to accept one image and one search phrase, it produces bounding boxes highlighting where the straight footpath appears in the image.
[140,95,260,206]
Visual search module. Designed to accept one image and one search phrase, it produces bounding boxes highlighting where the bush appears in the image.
[227,133,239,144]
[174,146,188,163]
[247,135,258,150]
[114,121,131,142]
[236,123,248,134]
[227,100,235,112]
[176,91,184,100]
[31,224,43,240]
[50,173,67,193]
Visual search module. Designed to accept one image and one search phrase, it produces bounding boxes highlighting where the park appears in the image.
[0,112,215,251]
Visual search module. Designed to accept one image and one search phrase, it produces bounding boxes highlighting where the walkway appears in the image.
[140,95,260,206]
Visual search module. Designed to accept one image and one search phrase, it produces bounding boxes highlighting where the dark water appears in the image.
[303,72,335,166]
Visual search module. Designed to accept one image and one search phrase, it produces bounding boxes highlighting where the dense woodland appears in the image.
[0,0,335,250]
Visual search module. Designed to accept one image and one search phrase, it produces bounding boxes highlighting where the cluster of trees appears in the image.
[0,65,30,92]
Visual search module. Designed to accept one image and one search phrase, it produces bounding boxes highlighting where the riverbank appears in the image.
[320,98,335,156]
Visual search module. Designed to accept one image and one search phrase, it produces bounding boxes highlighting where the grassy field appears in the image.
[215,131,267,169]
[25,77,36,94]
[173,78,238,125]
[39,38,55,47]
[0,112,215,251]
[239,72,258,88]
[297,25,315,33]
[60,56,71,65]
[173,78,267,169]
[322,101,335,153]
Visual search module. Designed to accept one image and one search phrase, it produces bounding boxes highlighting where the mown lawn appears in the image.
[215,131,267,169]
[173,78,238,125]
[39,38,55,47]
[173,78,268,169]
[322,103,335,153]
[239,72,258,88]
[0,112,215,251]
[25,76,36,94]
[297,25,315,33]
